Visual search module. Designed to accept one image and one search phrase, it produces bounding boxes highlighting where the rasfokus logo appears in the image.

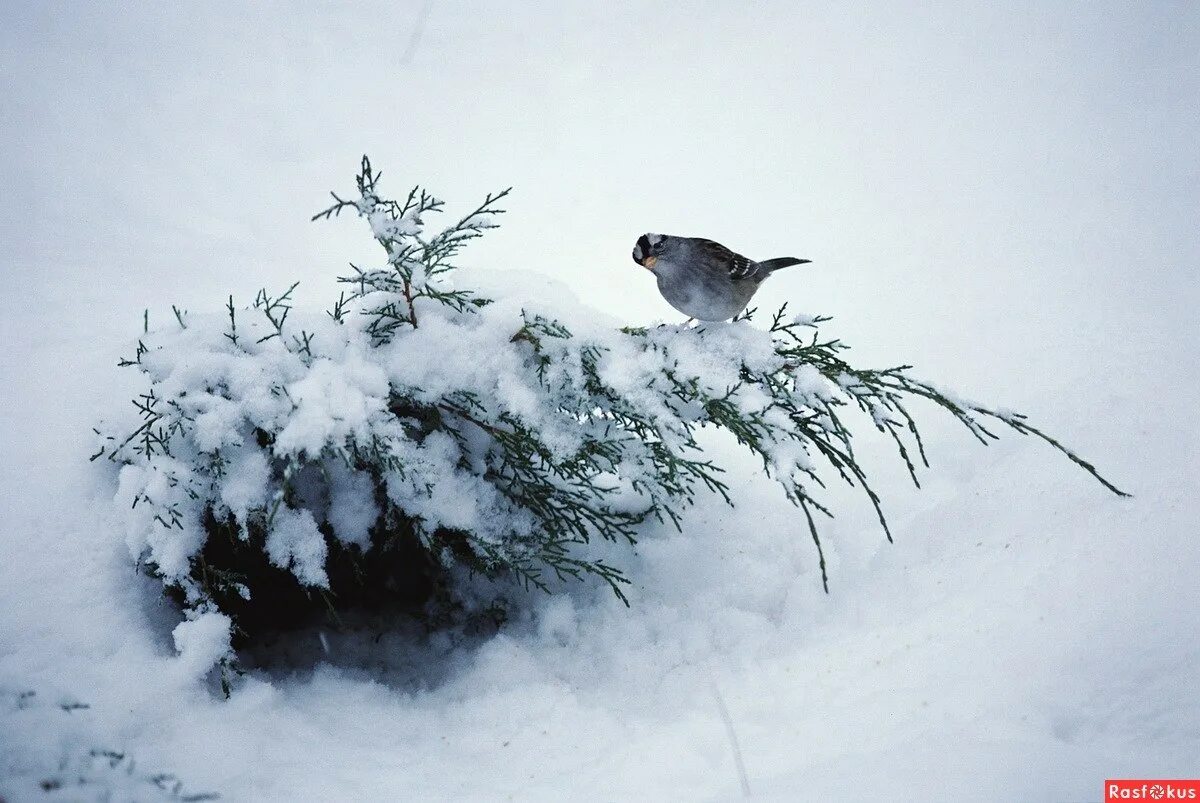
[1106,780,1200,800]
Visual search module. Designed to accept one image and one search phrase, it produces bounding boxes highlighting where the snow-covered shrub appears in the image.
[94,157,1126,663]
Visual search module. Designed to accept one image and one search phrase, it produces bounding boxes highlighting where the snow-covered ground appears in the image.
[2,2,1197,800]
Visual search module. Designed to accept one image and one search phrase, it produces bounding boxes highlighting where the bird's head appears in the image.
[632,233,667,271]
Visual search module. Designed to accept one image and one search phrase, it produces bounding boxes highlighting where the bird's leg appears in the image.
[684,317,695,327]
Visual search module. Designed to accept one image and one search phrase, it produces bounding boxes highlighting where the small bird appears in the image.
[631,234,811,321]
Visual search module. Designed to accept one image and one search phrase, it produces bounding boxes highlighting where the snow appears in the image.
[793,363,836,402]
[3,3,1198,802]
[326,461,379,550]
[171,612,233,683]
[265,507,329,589]
[219,447,272,527]
[273,353,390,458]
[114,461,207,583]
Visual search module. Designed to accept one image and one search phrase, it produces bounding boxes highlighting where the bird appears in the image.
[631,234,811,321]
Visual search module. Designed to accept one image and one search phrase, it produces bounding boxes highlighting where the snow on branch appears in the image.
[94,157,1127,676]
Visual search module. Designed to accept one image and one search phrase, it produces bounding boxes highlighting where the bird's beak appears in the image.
[641,256,657,270]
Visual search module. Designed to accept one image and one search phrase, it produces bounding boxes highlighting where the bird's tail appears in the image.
[758,257,812,273]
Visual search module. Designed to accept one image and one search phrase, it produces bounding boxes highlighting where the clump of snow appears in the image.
[114,460,206,585]
[171,611,233,681]
[326,461,379,550]
[793,363,836,402]
[219,447,271,527]
[273,352,389,457]
[265,507,329,588]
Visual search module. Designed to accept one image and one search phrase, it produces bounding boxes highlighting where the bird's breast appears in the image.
[655,266,746,321]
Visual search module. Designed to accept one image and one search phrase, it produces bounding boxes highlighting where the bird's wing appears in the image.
[696,238,758,281]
